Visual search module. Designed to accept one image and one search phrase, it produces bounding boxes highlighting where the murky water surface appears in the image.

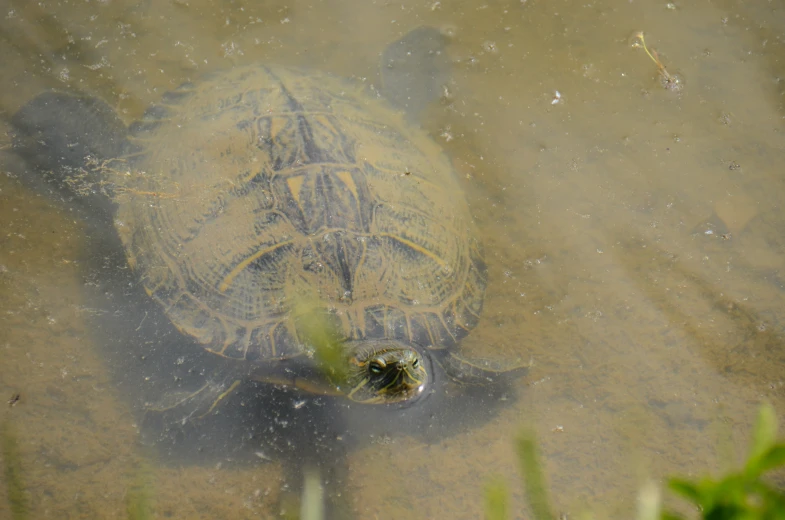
[1,0,785,518]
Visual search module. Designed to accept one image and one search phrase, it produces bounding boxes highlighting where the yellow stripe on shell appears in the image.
[286,175,306,203]
[219,239,295,292]
[378,233,447,267]
[335,170,359,201]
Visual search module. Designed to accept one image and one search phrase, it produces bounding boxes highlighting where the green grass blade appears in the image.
[516,431,553,520]
[295,301,348,385]
[752,445,785,475]
[484,477,509,520]
[1,419,29,520]
[126,459,155,520]
[636,480,661,520]
[667,478,704,504]
[751,403,778,462]
[301,466,325,520]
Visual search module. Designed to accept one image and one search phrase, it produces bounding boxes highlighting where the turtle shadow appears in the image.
[70,222,519,515]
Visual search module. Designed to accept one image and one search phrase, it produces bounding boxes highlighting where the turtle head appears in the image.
[340,340,430,405]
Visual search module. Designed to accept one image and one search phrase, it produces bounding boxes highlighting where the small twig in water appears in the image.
[632,31,682,91]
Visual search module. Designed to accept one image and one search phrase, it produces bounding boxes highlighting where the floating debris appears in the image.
[631,32,683,92]
[7,393,20,407]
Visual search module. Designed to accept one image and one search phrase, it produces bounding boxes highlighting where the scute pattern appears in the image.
[110,65,486,360]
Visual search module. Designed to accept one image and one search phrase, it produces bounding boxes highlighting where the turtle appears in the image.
[9,27,525,418]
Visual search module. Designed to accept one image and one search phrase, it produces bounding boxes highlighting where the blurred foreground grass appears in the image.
[488,403,785,520]
[126,457,155,520]
[1,419,29,520]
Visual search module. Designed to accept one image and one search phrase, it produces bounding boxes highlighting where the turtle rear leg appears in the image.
[11,92,127,172]
[381,26,451,120]
[10,92,128,221]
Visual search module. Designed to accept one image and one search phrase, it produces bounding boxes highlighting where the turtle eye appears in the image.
[411,358,420,369]
[369,359,386,375]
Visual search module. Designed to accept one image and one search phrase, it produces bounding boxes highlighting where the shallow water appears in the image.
[1,0,784,518]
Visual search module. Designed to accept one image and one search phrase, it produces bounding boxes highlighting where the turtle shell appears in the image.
[110,65,486,361]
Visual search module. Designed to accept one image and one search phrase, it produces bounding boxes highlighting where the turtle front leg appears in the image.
[434,350,531,385]
[140,369,245,442]
[245,360,347,398]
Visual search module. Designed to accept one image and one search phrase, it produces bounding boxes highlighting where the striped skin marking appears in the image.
[291,376,344,396]
[218,239,294,292]
[346,378,372,401]
[198,379,242,418]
